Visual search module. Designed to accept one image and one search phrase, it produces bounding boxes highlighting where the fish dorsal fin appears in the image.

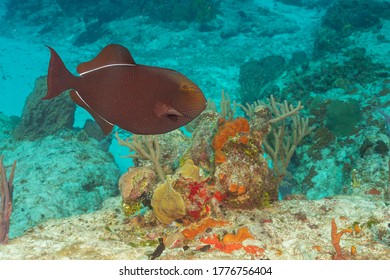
[70,90,114,135]
[76,44,136,75]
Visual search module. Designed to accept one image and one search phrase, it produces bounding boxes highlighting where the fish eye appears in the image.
[167,114,179,122]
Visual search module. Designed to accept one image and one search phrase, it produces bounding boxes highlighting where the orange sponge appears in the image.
[212,118,250,164]
[222,227,254,244]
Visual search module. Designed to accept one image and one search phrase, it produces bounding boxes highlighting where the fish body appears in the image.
[44,44,207,135]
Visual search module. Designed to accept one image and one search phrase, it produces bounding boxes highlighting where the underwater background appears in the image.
[0,0,389,260]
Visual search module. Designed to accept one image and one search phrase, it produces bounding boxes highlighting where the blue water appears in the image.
[0,0,389,250]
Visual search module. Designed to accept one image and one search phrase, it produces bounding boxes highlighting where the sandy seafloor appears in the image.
[0,195,388,260]
[0,0,389,260]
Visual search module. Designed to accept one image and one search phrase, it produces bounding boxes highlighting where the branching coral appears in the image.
[331,218,353,260]
[206,90,237,120]
[263,95,313,179]
[0,155,16,244]
[115,132,165,181]
[239,100,263,119]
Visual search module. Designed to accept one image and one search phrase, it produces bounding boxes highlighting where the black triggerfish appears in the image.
[44,44,207,135]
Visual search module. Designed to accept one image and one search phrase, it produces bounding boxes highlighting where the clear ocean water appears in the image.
[0,0,389,261]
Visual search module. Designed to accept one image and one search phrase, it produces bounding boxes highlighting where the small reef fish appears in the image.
[44,44,207,135]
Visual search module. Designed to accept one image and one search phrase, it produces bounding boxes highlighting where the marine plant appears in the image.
[0,156,16,244]
[204,90,237,120]
[263,95,313,180]
[115,132,165,181]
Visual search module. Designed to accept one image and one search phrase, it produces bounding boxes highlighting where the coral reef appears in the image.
[326,99,362,137]
[5,0,219,46]
[117,130,189,181]
[12,76,76,141]
[116,133,165,181]
[314,0,390,57]
[116,95,311,225]
[212,117,277,209]
[239,56,286,105]
[1,114,120,238]
[151,178,186,224]
[1,0,389,264]
[119,167,156,204]
[187,110,220,173]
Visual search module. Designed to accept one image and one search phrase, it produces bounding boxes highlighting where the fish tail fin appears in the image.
[43,46,76,100]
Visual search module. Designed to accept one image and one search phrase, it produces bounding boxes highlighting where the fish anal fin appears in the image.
[76,44,136,75]
[70,90,114,135]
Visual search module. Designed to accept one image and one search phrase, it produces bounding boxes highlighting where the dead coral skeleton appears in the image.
[115,132,165,181]
[0,155,16,245]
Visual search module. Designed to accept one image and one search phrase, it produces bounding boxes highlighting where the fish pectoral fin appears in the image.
[70,90,114,135]
[76,44,136,75]
[154,102,183,122]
